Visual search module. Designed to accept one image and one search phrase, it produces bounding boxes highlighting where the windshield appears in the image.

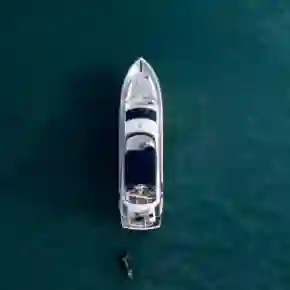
[126,108,157,122]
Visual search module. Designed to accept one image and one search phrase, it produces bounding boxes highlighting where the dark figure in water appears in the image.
[120,252,133,279]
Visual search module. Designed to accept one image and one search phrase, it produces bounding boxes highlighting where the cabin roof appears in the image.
[126,134,155,151]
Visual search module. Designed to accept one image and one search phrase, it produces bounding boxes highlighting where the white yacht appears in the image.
[119,57,163,230]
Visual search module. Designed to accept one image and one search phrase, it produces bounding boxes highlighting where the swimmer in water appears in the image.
[121,252,133,280]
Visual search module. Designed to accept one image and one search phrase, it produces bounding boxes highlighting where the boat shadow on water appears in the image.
[23,65,124,228]
[65,67,121,224]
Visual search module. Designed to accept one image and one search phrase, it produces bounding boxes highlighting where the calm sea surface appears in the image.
[0,1,290,289]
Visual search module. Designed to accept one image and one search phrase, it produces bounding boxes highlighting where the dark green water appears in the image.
[0,1,290,289]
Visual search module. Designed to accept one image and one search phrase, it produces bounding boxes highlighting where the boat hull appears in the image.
[118,57,163,231]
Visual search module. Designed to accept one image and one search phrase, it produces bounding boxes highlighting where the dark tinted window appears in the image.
[125,146,156,188]
[126,108,157,122]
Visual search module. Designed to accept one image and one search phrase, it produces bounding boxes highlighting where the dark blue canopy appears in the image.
[125,146,156,188]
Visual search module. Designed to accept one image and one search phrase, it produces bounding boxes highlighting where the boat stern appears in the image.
[119,201,162,231]
[121,216,162,231]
